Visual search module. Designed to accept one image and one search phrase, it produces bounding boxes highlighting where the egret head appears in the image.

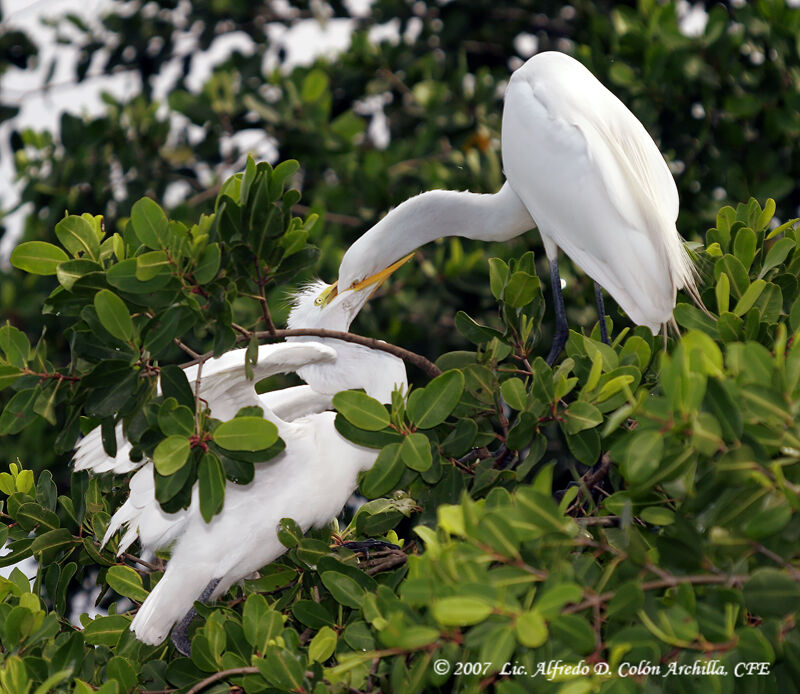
[287,253,414,332]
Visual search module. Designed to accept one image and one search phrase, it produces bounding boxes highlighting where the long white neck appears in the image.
[338,182,534,287]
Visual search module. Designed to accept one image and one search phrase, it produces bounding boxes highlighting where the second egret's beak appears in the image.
[317,252,415,307]
[350,252,415,293]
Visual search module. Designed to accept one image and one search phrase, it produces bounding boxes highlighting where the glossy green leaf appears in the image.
[93,290,134,342]
[407,370,464,428]
[55,215,99,258]
[333,390,390,431]
[130,197,168,249]
[152,435,190,475]
[10,241,68,275]
[563,401,602,435]
[400,432,433,471]
[198,453,225,522]
[433,596,492,626]
[212,417,279,451]
[359,442,404,498]
[106,566,149,602]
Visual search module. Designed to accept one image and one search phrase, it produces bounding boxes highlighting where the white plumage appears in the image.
[337,51,699,354]
[75,278,407,646]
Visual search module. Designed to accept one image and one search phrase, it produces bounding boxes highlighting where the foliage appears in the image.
[2,1,800,692]
[3,163,800,692]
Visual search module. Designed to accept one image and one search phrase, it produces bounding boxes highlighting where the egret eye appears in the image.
[315,283,338,307]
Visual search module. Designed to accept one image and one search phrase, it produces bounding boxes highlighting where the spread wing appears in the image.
[74,341,338,475]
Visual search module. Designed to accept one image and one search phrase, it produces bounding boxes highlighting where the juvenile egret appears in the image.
[74,261,409,650]
[337,51,701,363]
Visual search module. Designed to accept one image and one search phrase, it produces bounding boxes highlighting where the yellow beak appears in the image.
[318,252,415,307]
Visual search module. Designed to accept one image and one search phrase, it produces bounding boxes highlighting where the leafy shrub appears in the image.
[1,166,799,692]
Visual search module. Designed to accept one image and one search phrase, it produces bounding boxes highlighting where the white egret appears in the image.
[74,259,409,651]
[337,51,701,363]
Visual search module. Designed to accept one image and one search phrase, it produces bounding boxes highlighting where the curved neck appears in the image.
[338,182,534,287]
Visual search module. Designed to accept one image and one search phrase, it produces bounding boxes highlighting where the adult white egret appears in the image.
[74,259,409,651]
[337,51,701,363]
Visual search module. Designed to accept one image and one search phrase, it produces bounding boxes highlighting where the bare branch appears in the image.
[181,328,441,378]
[185,668,259,694]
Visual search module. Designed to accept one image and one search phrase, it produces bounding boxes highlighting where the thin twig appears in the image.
[122,553,162,572]
[181,328,441,378]
[564,574,750,615]
[173,338,201,360]
[184,668,259,694]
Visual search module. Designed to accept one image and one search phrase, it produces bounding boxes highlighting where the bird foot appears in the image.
[169,577,221,657]
[338,539,400,561]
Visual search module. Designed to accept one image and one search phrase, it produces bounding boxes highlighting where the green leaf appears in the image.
[10,241,68,275]
[515,610,548,648]
[292,600,335,629]
[500,378,527,411]
[135,250,171,281]
[454,311,503,344]
[715,272,730,314]
[432,597,492,626]
[30,528,74,556]
[406,370,464,428]
[620,430,663,484]
[733,226,757,270]
[106,566,149,602]
[488,257,508,299]
[0,324,30,368]
[152,436,191,475]
[301,68,329,103]
[400,433,432,471]
[160,365,194,408]
[0,364,22,390]
[130,197,168,249]
[759,238,795,278]
[308,626,337,663]
[56,258,103,290]
[93,290,134,342]
[332,391,390,431]
[243,594,283,652]
[360,442,404,498]
[563,401,602,435]
[516,488,576,535]
[503,270,539,307]
[198,453,226,522]
[320,571,365,608]
[55,215,99,258]
[194,243,221,284]
[83,615,131,646]
[212,417,279,451]
[277,517,304,548]
[732,279,766,316]
[640,507,675,525]
[107,258,172,293]
[256,646,305,692]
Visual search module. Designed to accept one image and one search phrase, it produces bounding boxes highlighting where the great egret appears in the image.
[336,51,701,363]
[74,259,409,650]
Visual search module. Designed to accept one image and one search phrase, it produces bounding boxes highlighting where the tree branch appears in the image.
[563,574,749,615]
[182,328,441,378]
[184,668,259,694]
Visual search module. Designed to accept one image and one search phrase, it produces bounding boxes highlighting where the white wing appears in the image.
[74,341,338,475]
[502,52,695,332]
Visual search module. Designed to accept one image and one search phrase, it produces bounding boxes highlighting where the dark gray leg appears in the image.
[594,282,610,345]
[546,259,568,366]
[170,577,221,656]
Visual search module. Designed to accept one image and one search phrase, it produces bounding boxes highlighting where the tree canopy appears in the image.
[1,1,800,693]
